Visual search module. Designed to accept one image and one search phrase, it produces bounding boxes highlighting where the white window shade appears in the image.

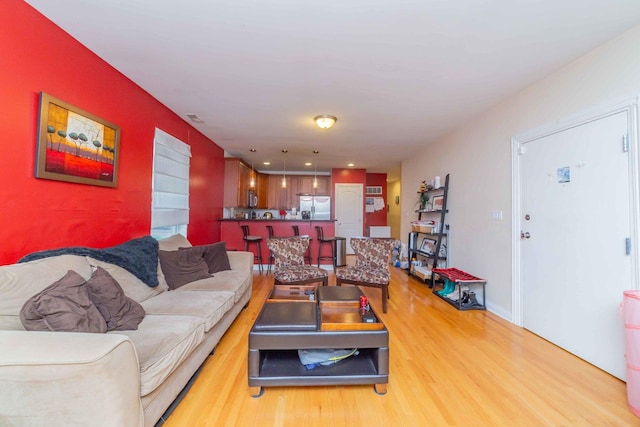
[151,128,191,231]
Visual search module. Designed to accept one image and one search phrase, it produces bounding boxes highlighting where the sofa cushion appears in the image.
[180,242,231,274]
[140,290,235,332]
[86,257,167,303]
[0,255,92,316]
[86,266,145,331]
[157,234,192,251]
[176,269,251,303]
[111,314,205,397]
[274,266,328,283]
[0,315,25,331]
[158,250,211,290]
[336,265,390,284]
[19,270,107,333]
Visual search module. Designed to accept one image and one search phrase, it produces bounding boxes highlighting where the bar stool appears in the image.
[266,225,275,274]
[315,226,335,268]
[241,225,263,274]
[292,225,312,265]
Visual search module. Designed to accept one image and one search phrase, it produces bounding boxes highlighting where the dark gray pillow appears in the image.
[86,266,145,331]
[180,242,231,274]
[20,270,107,333]
[158,249,211,290]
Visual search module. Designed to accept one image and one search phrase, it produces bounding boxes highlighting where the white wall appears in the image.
[387,179,401,239]
[401,24,640,320]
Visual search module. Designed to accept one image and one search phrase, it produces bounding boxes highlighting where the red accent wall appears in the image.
[0,1,225,265]
[331,168,367,234]
[366,173,388,227]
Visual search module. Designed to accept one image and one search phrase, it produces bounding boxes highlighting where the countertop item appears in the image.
[218,218,336,222]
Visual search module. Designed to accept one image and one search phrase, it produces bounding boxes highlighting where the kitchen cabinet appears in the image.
[224,158,252,207]
[298,176,314,195]
[266,174,332,209]
[267,175,293,209]
[316,176,331,194]
[256,173,268,209]
[298,176,331,195]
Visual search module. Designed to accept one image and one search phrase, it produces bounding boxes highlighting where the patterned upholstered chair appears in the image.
[336,237,395,313]
[267,237,329,287]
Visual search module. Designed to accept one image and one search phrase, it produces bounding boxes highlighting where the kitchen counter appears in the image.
[219,219,337,268]
[218,218,336,222]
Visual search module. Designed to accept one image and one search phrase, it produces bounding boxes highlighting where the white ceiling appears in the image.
[25,0,640,180]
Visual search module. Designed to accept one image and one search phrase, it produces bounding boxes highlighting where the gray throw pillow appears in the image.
[86,266,145,331]
[158,249,211,290]
[179,242,231,274]
[20,270,107,333]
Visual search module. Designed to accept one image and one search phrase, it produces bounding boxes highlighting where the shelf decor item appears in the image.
[420,238,437,255]
[417,181,429,210]
[431,195,444,211]
[35,92,120,187]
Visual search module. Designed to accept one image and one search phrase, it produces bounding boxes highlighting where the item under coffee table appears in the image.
[248,286,389,397]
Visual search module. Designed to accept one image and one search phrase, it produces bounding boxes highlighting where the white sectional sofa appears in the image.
[0,234,253,427]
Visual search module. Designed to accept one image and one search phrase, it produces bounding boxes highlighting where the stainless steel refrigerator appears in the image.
[299,195,331,220]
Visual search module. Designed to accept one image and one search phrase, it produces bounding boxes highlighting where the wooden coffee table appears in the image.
[248,286,389,397]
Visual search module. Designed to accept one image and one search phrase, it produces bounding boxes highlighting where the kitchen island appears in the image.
[219,219,337,270]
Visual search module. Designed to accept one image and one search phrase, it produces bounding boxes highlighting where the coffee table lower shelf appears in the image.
[248,288,389,397]
[248,348,388,397]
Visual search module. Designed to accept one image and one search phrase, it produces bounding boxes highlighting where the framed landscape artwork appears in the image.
[35,92,120,187]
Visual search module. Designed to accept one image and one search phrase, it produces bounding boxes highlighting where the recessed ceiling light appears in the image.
[348,163,355,167]
[305,162,312,166]
[263,162,270,166]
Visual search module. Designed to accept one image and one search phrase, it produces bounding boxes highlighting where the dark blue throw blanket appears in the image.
[18,236,160,287]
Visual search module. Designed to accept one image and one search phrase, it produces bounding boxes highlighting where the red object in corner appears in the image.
[432,268,484,283]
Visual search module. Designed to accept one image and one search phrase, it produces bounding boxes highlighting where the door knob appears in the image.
[520,231,531,239]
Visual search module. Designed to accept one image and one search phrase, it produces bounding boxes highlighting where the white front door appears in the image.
[518,110,634,379]
[335,184,363,254]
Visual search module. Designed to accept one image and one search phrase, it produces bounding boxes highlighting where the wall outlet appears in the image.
[491,210,503,221]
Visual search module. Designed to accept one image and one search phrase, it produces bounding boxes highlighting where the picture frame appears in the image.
[36,92,120,187]
[431,195,444,211]
[420,238,437,255]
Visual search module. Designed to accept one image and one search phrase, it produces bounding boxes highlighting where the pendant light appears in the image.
[281,149,288,188]
[249,148,256,188]
[313,150,319,189]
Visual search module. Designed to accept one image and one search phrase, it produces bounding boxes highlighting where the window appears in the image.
[150,128,191,240]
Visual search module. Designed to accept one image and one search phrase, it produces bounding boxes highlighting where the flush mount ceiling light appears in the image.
[314,115,337,129]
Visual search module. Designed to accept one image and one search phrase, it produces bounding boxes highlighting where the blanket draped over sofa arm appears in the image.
[18,236,160,287]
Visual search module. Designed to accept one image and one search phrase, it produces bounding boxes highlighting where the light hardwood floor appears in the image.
[162,265,638,426]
